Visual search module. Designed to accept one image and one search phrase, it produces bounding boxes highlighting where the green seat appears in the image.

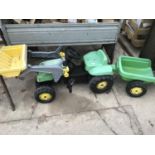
[83,49,113,76]
[83,49,109,72]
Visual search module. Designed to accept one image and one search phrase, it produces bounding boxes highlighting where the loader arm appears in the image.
[19,65,63,82]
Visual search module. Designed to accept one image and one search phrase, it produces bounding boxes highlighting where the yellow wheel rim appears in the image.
[97,81,108,90]
[130,87,143,95]
[39,93,52,101]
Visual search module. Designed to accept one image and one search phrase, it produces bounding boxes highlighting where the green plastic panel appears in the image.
[37,72,53,83]
[84,49,109,71]
[36,59,62,83]
[88,65,114,76]
[83,49,114,76]
[117,56,155,83]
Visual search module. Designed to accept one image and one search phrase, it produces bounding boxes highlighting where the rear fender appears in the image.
[88,65,114,76]
[37,72,54,83]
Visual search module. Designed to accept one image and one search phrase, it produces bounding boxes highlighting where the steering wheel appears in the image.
[66,47,81,60]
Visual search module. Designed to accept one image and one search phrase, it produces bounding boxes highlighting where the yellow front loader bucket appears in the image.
[0,44,27,78]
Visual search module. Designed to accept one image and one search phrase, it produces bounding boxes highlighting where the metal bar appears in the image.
[5,22,120,28]
[16,41,116,47]
[28,46,63,59]
[0,76,15,111]
[0,20,11,45]
[28,50,60,59]
[0,22,16,111]
[1,21,120,46]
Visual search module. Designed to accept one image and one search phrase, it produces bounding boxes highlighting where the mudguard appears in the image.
[87,65,114,76]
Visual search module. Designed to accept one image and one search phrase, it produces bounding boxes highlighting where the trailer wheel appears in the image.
[126,81,147,97]
[89,76,114,94]
[34,86,56,103]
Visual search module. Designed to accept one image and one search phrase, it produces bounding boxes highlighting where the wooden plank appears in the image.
[13,19,23,24]
[119,34,141,57]
[124,23,149,48]
[30,19,36,24]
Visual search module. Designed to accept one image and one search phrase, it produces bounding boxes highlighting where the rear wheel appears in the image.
[89,76,114,93]
[126,81,147,97]
[34,86,56,103]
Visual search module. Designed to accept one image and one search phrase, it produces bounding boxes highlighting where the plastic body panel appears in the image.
[117,56,155,83]
[83,49,113,76]
[0,44,27,78]
[36,59,64,83]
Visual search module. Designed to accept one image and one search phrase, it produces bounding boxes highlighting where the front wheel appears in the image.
[89,76,114,94]
[126,81,147,97]
[34,86,56,103]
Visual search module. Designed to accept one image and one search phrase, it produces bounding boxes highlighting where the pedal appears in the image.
[66,79,75,93]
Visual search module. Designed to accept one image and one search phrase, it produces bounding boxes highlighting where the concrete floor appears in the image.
[0,44,155,134]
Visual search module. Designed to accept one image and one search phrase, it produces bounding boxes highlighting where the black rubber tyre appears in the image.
[126,81,147,97]
[35,80,54,88]
[89,76,114,94]
[34,86,56,103]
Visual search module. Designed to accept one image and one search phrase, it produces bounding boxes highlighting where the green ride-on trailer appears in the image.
[1,44,155,104]
[113,56,155,97]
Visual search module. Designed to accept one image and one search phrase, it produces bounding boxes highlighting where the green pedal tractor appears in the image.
[26,47,114,103]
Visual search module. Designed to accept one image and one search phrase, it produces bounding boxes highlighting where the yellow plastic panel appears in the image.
[0,44,27,78]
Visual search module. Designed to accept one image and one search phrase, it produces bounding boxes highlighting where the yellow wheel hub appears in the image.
[130,87,143,95]
[63,66,70,78]
[59,51,65,58]
[39,93,52,101]
[97,81,108,89]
